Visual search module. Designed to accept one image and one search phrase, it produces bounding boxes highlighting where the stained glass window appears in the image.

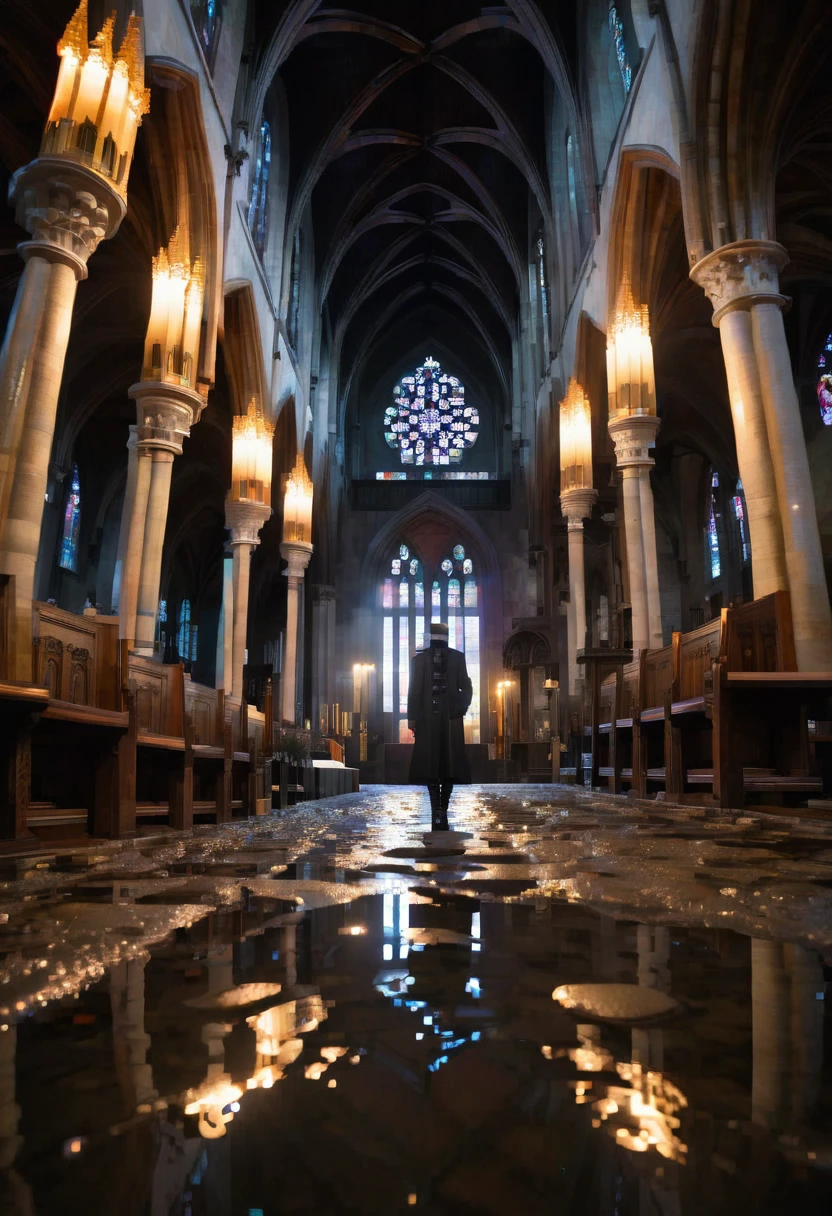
[190,0,222,65]
[537,229,549,335]
[734,478,750,564]
[608,3,632,92]
[384,356,479,467]
[817,334,832,425]
[177,600,198,663]
[248,119,271,259]
[381,543,482,744]
[381,547,425,740]
[429,545,482,743]
[59,464,81,572]
[707,472,721,581]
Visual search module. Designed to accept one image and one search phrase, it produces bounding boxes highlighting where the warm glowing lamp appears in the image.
[283,454,314,544]
[559,378,593,492]
[42,1,150,195]
[142,228,205,392]
[231,400,275,506]
[606,276,655,419]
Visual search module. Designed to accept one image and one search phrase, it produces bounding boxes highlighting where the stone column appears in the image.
[280,541,313,724]
[128,381,205,656]
[691,239,832,669]
[608,414,662,652]
[312,585,335,731]
[751,938,789,1130]
[0,164,125,680]
[225,500,271,701]
[560,487,598,694]
[215,551,234,693]
[111,426,140,613]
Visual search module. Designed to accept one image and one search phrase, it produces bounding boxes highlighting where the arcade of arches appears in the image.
[1,0,832,810]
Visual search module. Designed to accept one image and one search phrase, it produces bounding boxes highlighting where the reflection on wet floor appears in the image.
[2,784,832,1213]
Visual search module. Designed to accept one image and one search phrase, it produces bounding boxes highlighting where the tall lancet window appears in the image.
[248,119,271,259]
[191,0,222,65]
[429,545,482,744]
[382,545,425,742]
[707,471,721,581]
[177,600,198,664]
[817,333,832,425]
[59,464,81,573]
[733,478,750,565]
[608,3,632,92]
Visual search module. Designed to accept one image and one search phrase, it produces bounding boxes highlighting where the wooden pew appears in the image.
[130,657,192,831]
[28,604,130,839]
[637,642,677,796]
[668,615,726,802]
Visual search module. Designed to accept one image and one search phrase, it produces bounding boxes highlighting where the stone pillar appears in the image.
[560,487,598,695]
[608,414,662,652]
[280,541,313,724]
[691,239,832,669]
[215,551,234,693]
[127,382,204,656]
[225,500,271,701]
[0,164,126,680]
[111,426,140,614]
[751,938,789,1130]
[110,959,156,1109]
[312,585,335,731]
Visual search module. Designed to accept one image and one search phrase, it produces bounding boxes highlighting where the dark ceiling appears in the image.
[251,2,577,419]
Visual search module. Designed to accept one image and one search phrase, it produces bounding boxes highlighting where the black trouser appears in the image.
[427,781,454,827]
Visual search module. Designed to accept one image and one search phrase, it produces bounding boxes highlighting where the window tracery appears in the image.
[384,357,479,467]
[177,600,198,663]
[380,543,482,743]
[59,464,81,573]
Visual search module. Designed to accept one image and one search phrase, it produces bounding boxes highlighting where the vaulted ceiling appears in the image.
[251,2,581,416]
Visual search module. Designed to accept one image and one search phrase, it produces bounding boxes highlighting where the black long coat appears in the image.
[407,644,473,784]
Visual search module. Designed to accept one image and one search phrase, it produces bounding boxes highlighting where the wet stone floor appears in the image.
[2,785,832,1214]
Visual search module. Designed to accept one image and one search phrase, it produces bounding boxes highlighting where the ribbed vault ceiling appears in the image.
[252,1,579,408]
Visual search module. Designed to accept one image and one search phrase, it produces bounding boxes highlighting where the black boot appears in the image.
[427,782,443,829]
[436,783,452,832]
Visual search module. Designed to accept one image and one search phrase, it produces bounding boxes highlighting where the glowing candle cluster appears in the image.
[42,0,149,194]
[143,227,205,390]
[231,400,275,506]
[282,453,314,544]
[606,276,656,418]
[559,378,593,492]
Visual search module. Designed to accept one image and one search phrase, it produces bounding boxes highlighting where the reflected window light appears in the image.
[416,1032,424,1040]
[382,944,393,961]
[471,912,480,940]
[471,1031,481,1042]
[399,944,410,960]
[423,1015,433,1025]
[383,893,395,931]
[471,942,481,952]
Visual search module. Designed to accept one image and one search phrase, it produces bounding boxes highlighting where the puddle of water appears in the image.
[2,889,831,1214]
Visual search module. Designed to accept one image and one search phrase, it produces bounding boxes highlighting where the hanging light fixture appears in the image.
[559,378,593,492]
[42,1,149,194]
[283,454,314,544]
[231,400,275,506]
[606,276,655,419]
[143,227,205,391]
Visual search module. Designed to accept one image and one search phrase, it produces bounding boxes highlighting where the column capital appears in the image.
[129,381,206,456]
[560,486,598,526]
[690,239,790,326]
[280,540,314,581]
[225,498,272,546]
[10,158,127,280]
[608,413,661,469]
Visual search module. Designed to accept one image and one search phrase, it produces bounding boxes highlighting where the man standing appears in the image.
[407,621,473,830]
